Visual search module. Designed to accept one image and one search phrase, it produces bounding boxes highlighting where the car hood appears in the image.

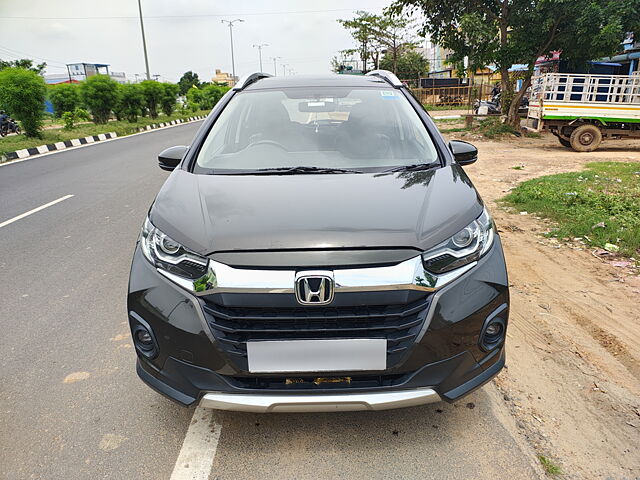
[150,165,482,260]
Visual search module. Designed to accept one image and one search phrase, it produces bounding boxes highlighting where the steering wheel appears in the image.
[247,139,288,150]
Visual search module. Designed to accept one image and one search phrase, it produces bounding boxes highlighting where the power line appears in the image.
[0,45,68,67]
[0,7,384,20]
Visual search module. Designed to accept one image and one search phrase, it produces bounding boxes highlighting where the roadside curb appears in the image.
[0,115,207,165]
[134,115,206,133]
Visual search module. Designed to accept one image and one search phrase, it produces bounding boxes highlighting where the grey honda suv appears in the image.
[127,71,509,412]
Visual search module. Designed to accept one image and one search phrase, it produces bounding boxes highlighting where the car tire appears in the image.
[570,124,602,152]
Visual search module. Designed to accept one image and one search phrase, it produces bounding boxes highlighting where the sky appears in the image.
[0,0,397,82]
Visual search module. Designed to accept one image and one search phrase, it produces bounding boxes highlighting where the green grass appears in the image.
[433,117,463,124]
[0,110,210,157]
[475,117,520,138]
[423,104,471,111]
[439,127,469,133]
[502,162,640,258]
[538,455,562,476]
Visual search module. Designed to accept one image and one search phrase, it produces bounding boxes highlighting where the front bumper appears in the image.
[128,239,509,411]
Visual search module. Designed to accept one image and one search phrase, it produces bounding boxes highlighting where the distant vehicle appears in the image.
[474,91,529,115]
[127,70,510,412]
[525,72,640,151]
[0,115,21,137]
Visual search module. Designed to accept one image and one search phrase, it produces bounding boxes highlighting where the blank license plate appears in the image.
[247,339,387,373]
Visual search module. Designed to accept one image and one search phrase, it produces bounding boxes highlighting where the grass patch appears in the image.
[475,117,520,138]
[423,104,470,111]
[511,165,524,170]
[433,117,463,124]
[440,127,470,133]
[502,162,640,257]
[538,455,562,476]
[0,110,209,157]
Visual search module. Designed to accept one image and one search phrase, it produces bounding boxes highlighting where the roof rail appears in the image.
[233,72,273,91]
[365,70,403,88]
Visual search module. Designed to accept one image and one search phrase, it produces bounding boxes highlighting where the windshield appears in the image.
[194,87,440,174]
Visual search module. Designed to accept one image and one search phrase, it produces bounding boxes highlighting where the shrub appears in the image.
[0,67,47,137]
[186,84,229,111]
[79,75,119,124]
[61,107,91,130]
[160,83,180,116]
[139,80,164,118]
[48,83,80,118]
[117,83,145,122]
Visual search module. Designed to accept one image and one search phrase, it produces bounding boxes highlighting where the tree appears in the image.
[390,0,640,126]
[0,67,47,137]
[48,83,81,117]
[79,74,119,124]
[139,80,164,118]
[380,47,429,79]
[160,83,180,116]
[116,83,145,122]
[0,58,47,74]
[178,71,200,95]
[338,11,418,73]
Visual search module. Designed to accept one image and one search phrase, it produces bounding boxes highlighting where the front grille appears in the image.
[201,296,431,370]
[228,373,408,390]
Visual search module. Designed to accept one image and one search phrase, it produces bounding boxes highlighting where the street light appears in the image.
[270,56,281,76]
[221,19,244,82]
[137,0,151,80]
[252,43,269,72]
[281,63,288,76]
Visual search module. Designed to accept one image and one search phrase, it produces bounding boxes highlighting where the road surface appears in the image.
[0,122,541,479]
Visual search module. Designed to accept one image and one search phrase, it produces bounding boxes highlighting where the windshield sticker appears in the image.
[380,90,398,99]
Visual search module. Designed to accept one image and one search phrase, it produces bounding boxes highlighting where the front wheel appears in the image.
[570,124,602,152]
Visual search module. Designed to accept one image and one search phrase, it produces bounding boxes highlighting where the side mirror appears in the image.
[158,145,188,171]
[449,140,478,166]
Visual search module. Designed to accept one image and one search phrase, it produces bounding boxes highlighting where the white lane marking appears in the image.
[0,194,74,229]
[170,406,222,480]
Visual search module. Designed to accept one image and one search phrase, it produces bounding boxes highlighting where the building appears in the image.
[423,37,455,78]
[212,69,236,86]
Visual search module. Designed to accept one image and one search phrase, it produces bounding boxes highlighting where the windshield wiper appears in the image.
[381,162,440,173]
[250,166,363,175]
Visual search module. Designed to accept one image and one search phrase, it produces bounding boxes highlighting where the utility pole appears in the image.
[253,44,269,72]
[270,56,281,76]
[221,19,244,82]
[137,0,151,80]
[281,64,288,76]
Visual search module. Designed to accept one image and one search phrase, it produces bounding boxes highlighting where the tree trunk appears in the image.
[506,73,533,127]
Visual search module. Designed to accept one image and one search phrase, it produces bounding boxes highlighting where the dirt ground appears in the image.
[445,131,640,479]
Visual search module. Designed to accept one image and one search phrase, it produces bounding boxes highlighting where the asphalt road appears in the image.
[0,123,540,479]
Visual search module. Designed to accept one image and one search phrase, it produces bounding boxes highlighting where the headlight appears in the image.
[140,217,208,279]
[422,207,494,274]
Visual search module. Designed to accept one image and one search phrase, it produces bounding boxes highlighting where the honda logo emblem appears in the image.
[295,272,334,305]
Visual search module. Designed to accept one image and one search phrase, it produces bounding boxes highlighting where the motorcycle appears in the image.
[0,117,21,137]
[474,92,529,115]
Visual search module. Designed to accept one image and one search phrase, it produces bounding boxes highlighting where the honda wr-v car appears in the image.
[128,71,509,412]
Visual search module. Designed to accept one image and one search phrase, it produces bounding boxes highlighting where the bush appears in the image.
[139,80,164,119]
[48,83,80,118]
[117,83,145,123]
[0,67,47,137]
[160,83,180,116]
[186,84,229,111]
[61,107,91,130]
[79,75,119,124]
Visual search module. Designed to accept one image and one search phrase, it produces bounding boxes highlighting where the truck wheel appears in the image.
[570,125,602,152]
[558,137,571,148]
